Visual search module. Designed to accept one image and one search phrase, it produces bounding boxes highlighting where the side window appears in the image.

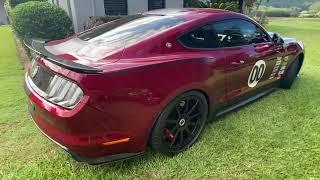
[179,25,220,49]
[211,19,270,47]
[251,26,270,44]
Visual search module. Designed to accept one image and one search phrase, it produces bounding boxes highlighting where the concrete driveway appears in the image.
[0,0,8,25]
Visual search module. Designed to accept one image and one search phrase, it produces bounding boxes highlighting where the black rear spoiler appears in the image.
[23,38,102,74]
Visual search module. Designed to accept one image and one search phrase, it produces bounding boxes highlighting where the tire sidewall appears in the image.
[150,91,208,154]
[281,58,299,89]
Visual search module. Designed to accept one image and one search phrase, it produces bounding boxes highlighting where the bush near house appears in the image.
[5,0,47,20]
[8,0,46,8]
[11,1,74,40]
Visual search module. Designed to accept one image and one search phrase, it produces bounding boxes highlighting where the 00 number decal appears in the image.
[248,60,266,88]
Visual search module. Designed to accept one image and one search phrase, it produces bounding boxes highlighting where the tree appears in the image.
[309,1,320,12]
[239,0,245,13]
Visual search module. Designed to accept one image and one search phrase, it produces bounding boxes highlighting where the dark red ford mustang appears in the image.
[24,8,305,164]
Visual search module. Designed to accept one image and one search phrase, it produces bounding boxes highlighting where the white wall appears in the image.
[49,0,184,32]
[127,0,148,15]
[70,0,105,32]
[49,0,105,32]
[166,0,184,8]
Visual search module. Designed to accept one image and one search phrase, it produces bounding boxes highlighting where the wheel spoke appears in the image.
[179,130,184,146]
[175,106,182,119]
[169,130,179,147]
[167,119,177,124]
[188,121,196,127]
[187,100,199,116]
[189,112,201,120]
[171,125,178,134]
[183,99,189,114]
[184,127,191,135]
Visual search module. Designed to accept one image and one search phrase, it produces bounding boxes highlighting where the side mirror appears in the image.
[272,33,284,44]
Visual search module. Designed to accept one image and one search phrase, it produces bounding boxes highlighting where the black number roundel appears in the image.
[248,60,266,88]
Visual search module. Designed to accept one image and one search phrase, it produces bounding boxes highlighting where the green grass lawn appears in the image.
[1,18,320,179]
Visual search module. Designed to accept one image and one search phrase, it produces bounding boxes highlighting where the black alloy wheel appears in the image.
[150,91,208,155]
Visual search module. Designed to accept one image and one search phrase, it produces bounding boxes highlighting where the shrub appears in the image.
[11,1,74,40]
[299,13,318,18]
[299,10,319,18]
[8,0,46,8]
[85,15,124,29]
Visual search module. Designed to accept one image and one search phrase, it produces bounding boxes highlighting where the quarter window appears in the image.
[211,19,270,47]
[179,25,220,49]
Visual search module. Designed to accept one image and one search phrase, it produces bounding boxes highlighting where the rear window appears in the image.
[78,15,185,46]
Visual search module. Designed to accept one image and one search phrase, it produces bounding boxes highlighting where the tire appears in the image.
[150,91,208,155]
[280,58,299,89]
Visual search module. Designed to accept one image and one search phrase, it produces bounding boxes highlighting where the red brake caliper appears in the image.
[163,128,174,141]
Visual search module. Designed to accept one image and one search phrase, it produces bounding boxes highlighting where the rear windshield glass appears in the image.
[78,15,185,46]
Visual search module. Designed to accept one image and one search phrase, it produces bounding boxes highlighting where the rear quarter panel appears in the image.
[78,56,222,148]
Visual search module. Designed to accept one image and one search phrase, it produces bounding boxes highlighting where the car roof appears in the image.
[143,8,240,20]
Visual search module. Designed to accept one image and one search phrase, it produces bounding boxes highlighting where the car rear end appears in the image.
[23,12,195,164]
[24,39,144,164]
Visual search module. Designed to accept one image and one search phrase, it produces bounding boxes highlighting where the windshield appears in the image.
[78,15,185,47]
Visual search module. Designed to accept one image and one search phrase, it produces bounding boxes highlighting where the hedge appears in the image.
[11,1,74,40]
[8,0,46,8]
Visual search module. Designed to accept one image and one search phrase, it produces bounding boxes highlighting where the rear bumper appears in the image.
[24,73,144,164]
[30,112,142,165]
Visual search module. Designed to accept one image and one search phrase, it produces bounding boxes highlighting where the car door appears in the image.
[178,24,228,107]
[210,19,281,102]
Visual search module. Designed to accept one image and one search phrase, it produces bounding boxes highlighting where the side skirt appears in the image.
[211,88,276,119]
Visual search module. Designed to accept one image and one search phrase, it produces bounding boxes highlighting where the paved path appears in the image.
[0,0,8,25]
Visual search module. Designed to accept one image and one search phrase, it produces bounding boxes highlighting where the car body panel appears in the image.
[24,8,305,164]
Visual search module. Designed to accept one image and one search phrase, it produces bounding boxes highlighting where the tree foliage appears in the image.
[309,1,320,12]
[8,0,46,8]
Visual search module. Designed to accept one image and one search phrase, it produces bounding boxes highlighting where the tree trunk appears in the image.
[239,0,246,14]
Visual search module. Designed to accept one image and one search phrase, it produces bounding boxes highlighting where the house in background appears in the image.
[49,0,184,32]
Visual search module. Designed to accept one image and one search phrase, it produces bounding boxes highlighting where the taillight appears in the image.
[44,75,84,109]
[27,50,84,109]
